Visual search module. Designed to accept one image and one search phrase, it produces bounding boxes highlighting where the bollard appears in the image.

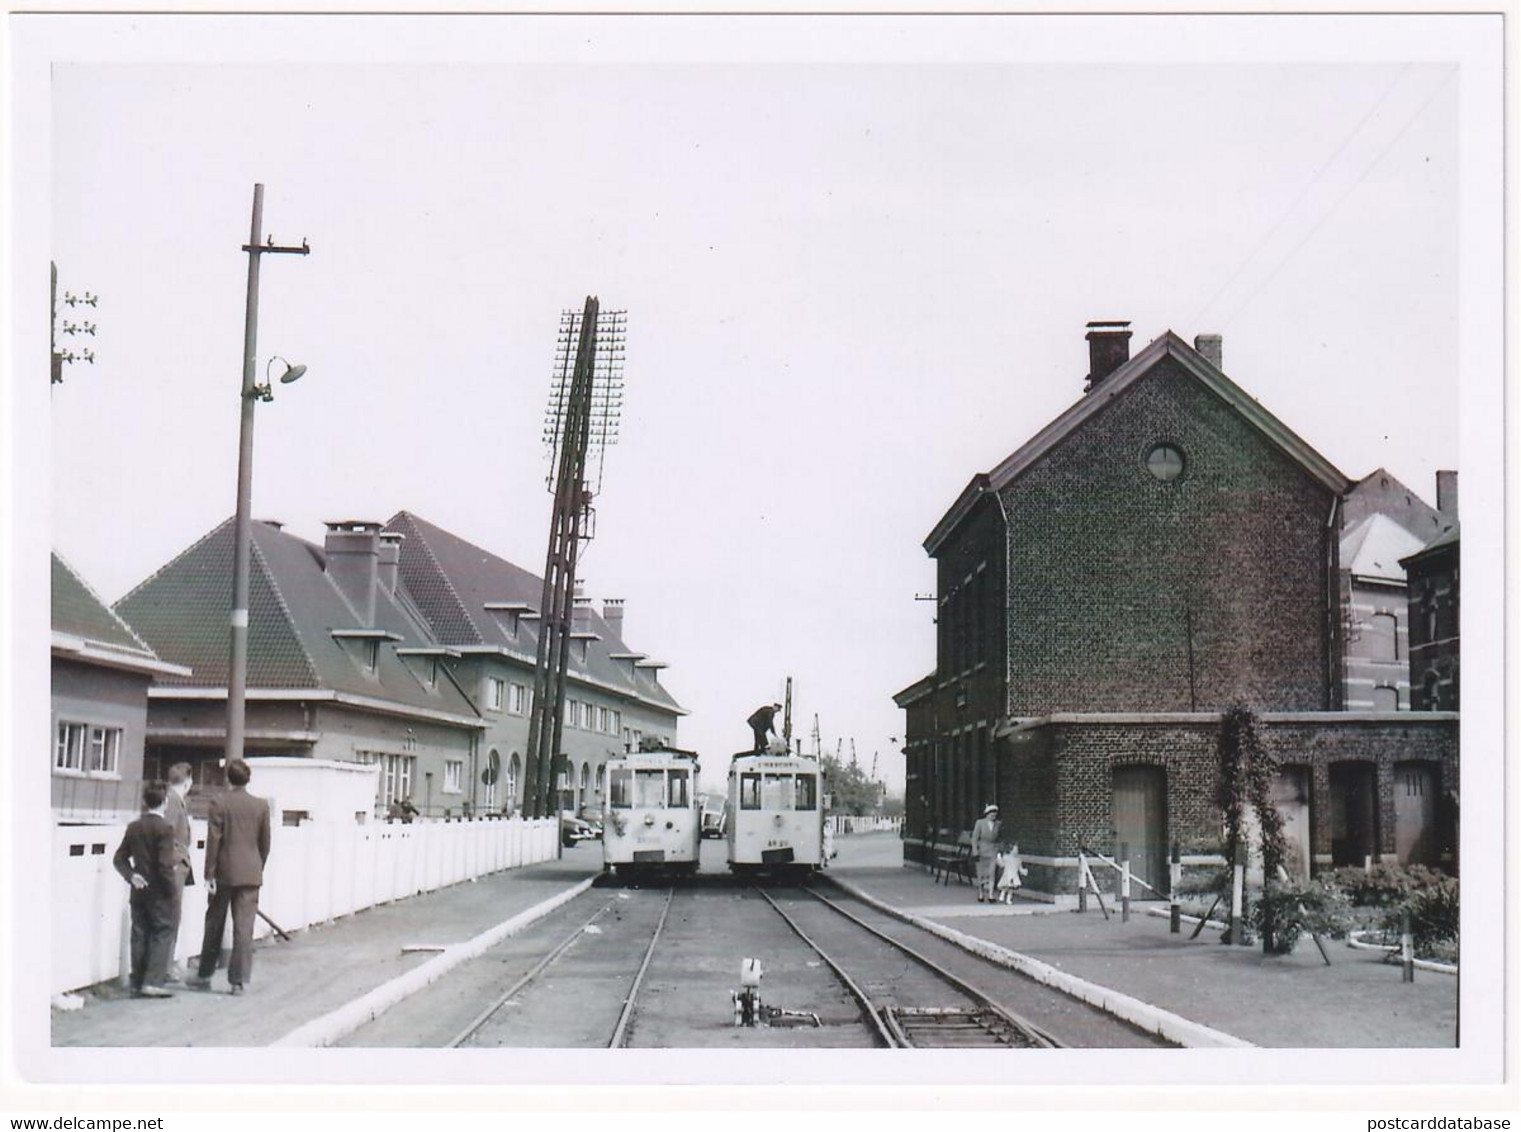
[1231,863,1247,946]
[1401,911,1415,983]
[1364,854,1373,876]
[1077,853,1088,913]
[1120,858,1131,923]
[1169,841,1182,934]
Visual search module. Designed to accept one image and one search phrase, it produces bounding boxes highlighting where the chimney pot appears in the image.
[602,599,626,639]
[1193,333,1223,371]
[1084,321,1133,391]
[378,531,404,598]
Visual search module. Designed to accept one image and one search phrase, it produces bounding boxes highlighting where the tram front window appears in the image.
[794,774,817,811]
[669,768,690,808]
[762,774,793,810]
[634,770,666,808]
[739,773,761,810]
[608,768,633,809]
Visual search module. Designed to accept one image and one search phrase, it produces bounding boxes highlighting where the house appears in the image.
[1402,474,1459,712]
[897,323,1458,898]
[115,513,684,820]
[52,551,188,820]
[1337,469,1448,711]
[383,511,685,817]
[116,518,486,818]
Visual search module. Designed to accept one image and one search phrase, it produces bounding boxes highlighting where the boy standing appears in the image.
[111,781,180,998]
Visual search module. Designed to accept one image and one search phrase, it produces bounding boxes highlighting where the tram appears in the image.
[726,751,826,880]
[602,747,703,879]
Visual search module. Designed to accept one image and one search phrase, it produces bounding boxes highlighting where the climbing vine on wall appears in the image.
[1215,705,1288,942]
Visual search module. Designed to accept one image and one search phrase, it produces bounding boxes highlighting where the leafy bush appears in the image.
[1382,875,1460,958]
[1253,876,1354,954]
[1327,863,1450,908]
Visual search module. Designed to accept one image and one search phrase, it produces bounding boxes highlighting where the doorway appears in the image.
[1112,765,1168,894]
[1329,762,1378,867]
[1394,761,1439,866]
[1272,766,1313,878]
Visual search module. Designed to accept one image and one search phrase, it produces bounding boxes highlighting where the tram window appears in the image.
[669,769,690,808]
[608,768,633,809]
[740,773,762,810]
[634,770,666,808]
[794,774,817,811]
[762,774,792,810]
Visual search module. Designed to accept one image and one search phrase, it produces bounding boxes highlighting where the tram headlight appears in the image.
[644,814,656,826]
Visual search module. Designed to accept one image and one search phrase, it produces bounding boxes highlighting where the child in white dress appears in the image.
[995,844,1028,904]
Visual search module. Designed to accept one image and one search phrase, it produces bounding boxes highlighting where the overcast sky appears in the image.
[44,31,1463,793]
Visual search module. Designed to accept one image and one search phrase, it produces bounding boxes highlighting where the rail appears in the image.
[609,887,675,1047]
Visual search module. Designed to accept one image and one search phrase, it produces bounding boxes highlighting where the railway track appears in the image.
[447,887,675,1049]
[757,884,1105,1049]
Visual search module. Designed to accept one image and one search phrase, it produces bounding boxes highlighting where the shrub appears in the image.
[1383,875,1460,958]
[1327,863,1450,909]
[1253,876,1354,954]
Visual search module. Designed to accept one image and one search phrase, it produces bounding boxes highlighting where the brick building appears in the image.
[1337,470,1447,712]
[1402,476,1459,713]
[897,324,1459,898]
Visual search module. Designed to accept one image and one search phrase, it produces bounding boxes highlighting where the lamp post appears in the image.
[226,183,310,767]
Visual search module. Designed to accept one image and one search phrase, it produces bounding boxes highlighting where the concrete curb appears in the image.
[825,875,1255,1049]
[1346,930,1459,975]
[271,875,598,1047]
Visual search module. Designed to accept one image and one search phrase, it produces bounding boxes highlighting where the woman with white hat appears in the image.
[970,804,1001,902]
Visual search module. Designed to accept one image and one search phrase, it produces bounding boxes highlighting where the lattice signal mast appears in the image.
[521,297,626,821]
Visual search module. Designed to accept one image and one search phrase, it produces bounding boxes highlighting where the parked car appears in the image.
[561,814,597,847]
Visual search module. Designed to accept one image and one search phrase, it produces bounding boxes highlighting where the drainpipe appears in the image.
[1325,496,1342,711]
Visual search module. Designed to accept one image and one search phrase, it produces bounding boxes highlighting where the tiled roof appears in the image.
[52,551,159,659]
[1339,514,1428,584]
[115,518,480,723]
[385,511,684,715]
[1403,521,1460,566]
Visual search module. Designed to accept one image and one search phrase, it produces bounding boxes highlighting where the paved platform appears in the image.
[827,833,1459,1048]
[52,843,603,1048]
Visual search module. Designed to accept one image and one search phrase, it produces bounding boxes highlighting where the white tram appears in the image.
[602,747,703,879]
[726,752,826,879]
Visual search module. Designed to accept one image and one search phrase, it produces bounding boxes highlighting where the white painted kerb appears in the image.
[825,875,1254,1049]
[272,875,597,1047]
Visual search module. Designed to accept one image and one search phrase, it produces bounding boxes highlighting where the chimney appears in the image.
[1193,333,1223,370]
[1084,321,1133,391]
[378,531,404,597]
[572,587,593,632]
[602,599,625,640]
[1436,470,1458,519]
[324,520,382,627]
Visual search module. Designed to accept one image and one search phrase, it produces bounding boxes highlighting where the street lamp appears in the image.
[250,356,307,402]
[226,183,310,769]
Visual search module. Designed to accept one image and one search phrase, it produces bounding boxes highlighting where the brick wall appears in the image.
[998,358,1338,715]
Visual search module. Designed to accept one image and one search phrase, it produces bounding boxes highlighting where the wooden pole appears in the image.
[1077,852,1088,913]
[1231,863,1247,946]
[1190,893,1222,940]
[1401,910,1415,983]
[1169,840,1182,934]
[1120,846,1131,923]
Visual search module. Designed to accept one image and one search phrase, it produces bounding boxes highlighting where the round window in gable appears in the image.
[1146,443,1186,482]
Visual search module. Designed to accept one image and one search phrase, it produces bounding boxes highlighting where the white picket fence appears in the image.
[828,815,902,835]
[52,816,559,997]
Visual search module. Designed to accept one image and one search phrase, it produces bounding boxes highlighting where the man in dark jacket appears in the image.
[186,758,271,995]
[112,781,180,998]
[747,703,782,752]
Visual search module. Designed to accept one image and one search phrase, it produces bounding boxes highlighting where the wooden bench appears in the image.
[933,830,974,886]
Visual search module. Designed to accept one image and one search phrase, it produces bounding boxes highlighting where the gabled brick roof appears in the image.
[115,518,479,722]
[385,511,683,715]
[52,551,160,660]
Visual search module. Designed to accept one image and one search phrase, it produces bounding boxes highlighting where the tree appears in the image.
[820,753,880,816]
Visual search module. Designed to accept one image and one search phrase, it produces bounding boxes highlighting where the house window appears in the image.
[55,721,87,772]
[509,682,526,715]
[565,699,576,727]
[1371,685,1399,712]
[357,751,416,809]
[487,677,504,711]
[611,709,622,736]
[1146,443,1186,482]
[1369,613,1399,662]
[55,722,119,776]
[597,706,609,733]
[443,759,463,794]
[622,727,633,752]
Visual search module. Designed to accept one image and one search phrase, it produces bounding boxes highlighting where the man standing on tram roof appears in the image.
[746,703,782,753]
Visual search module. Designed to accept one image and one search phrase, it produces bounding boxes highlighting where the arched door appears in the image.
[1272,766,1312,878]
[1394,761,1439,865]
[1329,762,1378,867]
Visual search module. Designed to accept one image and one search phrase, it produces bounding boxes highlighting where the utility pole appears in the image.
[811,714,821,760]
[783,677,793,748]
[51,261,99,384]
[521,298,625,821]
[226,184,309,766]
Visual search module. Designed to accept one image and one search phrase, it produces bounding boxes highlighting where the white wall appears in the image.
[52,815,558,996]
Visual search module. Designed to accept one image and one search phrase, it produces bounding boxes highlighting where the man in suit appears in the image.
[747,703,782,753]
[185,758,271,995]
[161,762,196,982]
[112,781,180,998]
